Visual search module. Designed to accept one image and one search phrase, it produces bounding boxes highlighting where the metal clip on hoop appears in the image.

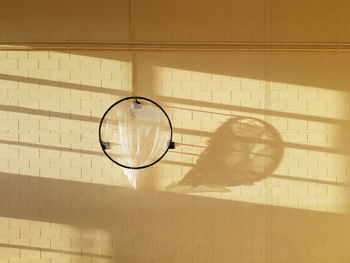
[134,96,141,104]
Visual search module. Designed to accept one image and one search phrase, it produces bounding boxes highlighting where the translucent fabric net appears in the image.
[100,98,171,188]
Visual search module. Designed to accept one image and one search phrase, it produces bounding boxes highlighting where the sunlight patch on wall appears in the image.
[270,80,350,214]
[0,217,113,262]
[0,50,132,187]
[153,62,350,214]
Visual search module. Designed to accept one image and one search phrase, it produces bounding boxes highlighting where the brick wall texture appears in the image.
[1,0,350,262]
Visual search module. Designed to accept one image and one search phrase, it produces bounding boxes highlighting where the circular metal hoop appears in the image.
[99,96,173,169]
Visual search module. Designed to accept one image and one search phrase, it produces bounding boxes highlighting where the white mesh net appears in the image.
[100,98,172,188]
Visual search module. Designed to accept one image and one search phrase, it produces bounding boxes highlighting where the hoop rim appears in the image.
[98,96,173,169]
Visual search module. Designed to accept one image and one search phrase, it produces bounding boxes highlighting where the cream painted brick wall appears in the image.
[0,50,132,262]
[1,48,350,263]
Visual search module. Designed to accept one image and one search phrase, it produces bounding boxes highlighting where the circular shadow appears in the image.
[166,116,283,192]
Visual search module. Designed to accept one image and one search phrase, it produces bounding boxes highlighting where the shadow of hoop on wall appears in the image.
[166,117,283,193]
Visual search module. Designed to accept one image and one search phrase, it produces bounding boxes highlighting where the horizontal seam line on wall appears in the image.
[2,41,350,52]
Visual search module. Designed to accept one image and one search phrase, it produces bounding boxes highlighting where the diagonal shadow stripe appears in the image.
[0,73,130,96]
[271,174,350,188]
[0,104,100,122]
[0,171,349,262]
[0,139,103,156]
[174,127,350,155]
[0,243,112,259]
[0,140,347,186]
[0,104,347,156]
[0,139,193,167]
[0,73,348,125]
[156,95,350,126]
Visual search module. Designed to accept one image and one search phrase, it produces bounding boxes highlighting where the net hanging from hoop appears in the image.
[99,97,173,188]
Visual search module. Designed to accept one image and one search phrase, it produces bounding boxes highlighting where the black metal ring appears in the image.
[98,96,173,169]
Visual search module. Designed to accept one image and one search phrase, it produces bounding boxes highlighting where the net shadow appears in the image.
[166,117,283,192]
